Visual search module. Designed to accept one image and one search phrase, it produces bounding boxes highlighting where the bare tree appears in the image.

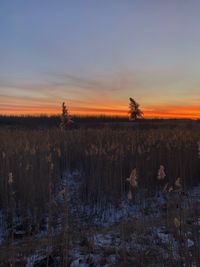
[129,98,143,121]
[60,102,73,130]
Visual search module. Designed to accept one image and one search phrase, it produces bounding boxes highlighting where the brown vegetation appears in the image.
[0,122,199,266]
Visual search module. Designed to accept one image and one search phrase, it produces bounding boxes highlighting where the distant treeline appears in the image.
[0,114,199,129]
[0,115,127,129]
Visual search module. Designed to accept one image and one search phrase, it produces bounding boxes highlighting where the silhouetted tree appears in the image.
[129,98,143,121]
[60,102,73,130]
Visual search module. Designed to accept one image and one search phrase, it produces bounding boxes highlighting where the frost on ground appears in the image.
[63,170,156,227]
[64,171,200,267]
[68,225,194,266]
[0,170,200,266]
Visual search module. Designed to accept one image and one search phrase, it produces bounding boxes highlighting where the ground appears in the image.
[0,171,199,267]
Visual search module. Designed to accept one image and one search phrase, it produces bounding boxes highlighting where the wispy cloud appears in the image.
[0,70,137,106]
[0,70,199,118]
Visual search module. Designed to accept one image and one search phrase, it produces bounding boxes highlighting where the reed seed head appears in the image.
[174,217,181,228]
[8,172,13,185]
[157,165,166,180]
[127,168,138,188]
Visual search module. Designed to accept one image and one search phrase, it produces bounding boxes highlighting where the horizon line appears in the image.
[0,112,199,120]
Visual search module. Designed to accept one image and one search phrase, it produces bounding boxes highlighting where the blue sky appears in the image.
[0,0,200,117]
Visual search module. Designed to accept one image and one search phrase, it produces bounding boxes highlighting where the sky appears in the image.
[0,0,200,118]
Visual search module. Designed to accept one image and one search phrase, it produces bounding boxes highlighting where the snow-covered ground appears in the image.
[63,171,200,267]
[0,170,199,266]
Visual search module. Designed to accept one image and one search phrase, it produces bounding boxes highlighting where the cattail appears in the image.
[174,217,181,228]
[50,163,54,170]
[175,177,182,188]
[8,172,13,185]
[127,168,138,188]
[163,183,168,192]
[127,190,133,200]
[2,152,6,159]
[57,148,61,158]
[46,154,52,163]
[157,165,166,180]
[168,186,173,192]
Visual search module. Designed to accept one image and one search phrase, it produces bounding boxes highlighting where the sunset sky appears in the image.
[0,1,200,118]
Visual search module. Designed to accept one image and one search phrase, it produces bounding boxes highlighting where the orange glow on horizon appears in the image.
[0,104,200,119]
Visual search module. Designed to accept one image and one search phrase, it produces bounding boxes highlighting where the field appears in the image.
[0,119,200,266]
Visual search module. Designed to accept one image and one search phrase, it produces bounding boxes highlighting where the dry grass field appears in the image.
[0,120,200,266]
